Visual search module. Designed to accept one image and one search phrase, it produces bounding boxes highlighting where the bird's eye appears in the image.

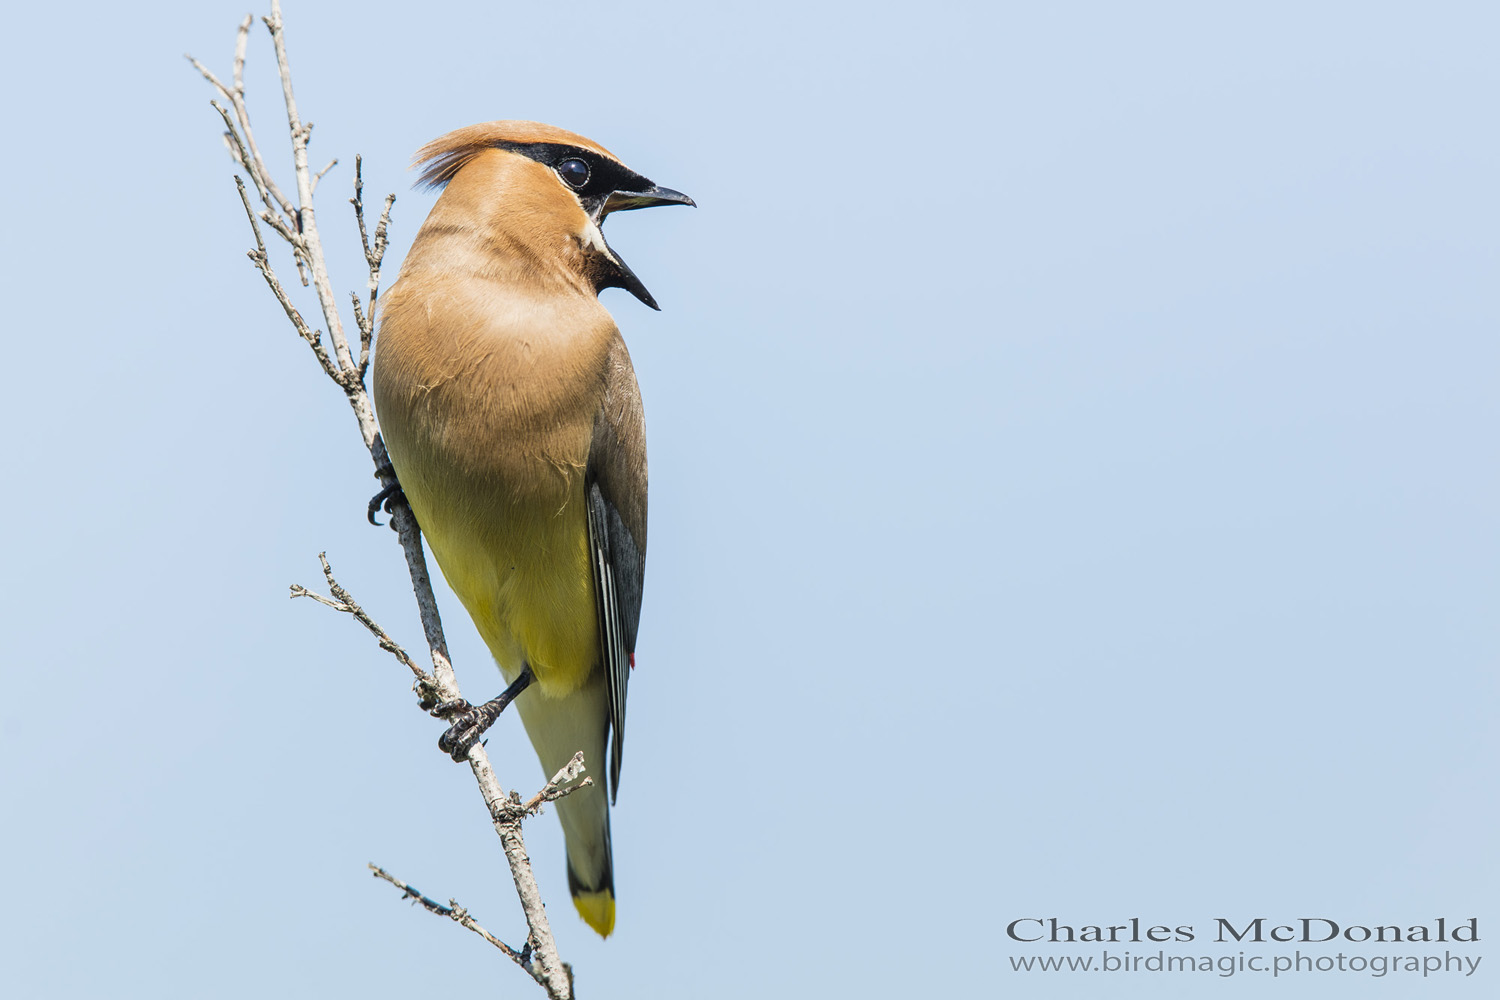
[557,158,590,188]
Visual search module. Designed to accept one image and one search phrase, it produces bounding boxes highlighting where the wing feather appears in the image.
[586,337,647,802]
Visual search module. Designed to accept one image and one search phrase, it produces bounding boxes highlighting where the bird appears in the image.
[371,121,692,938]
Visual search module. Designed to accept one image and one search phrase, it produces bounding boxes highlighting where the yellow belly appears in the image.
[414,481,600,698]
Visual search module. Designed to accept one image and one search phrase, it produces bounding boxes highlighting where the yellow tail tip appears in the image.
[572,889,615,937]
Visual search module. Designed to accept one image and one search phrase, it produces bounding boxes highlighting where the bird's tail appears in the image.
[560,784,615,936]
[514,677,617,938]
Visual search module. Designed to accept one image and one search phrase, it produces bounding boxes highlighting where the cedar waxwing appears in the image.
[371,121,692,938]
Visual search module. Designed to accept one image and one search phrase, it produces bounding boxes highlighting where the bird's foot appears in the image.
[367,461,406,526]
[433,666,535,762]
[434,698,494,761]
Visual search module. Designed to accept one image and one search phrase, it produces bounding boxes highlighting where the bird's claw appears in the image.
[431,668,535,763]
[437,701,496,761]
[367,480,406,525]
[428,697,472,718]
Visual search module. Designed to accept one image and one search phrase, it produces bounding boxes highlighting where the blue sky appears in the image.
[1,2,1495,997]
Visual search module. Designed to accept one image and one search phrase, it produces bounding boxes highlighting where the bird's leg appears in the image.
[367,459,407,526]
[434,665,536,762]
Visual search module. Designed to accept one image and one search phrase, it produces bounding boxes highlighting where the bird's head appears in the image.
[411,121,694,310]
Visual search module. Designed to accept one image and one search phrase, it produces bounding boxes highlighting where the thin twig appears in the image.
[257,207,306,260]
[351,155,395,379]
[263,1,353,373]
[289,553,430,683]
[312,157,338,191]
[232,176,339,380]
[368,865,533,969]
[186,15,297,221]
[209,100,275,217]
[232,13,250,93]
[518,752,593,817]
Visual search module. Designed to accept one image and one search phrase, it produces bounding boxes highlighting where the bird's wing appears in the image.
[586,335,647,803]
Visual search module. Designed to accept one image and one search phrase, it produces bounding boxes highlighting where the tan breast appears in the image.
[375,261,630,542]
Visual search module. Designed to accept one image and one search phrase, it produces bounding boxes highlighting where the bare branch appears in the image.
[257,207,314,289]
[312,157,338,191]
[207,99,275,215]
[232,13,250,92]
[351,156,373,341]
[351,155,395,378]
[518,752,593,816]
[350,291,369,348]
[262,1,355,377]
[186,53,230,99]
[369,865,573,989]
[232,176,340,380]
[186,18,297,221]
[256,206,301,250]
[286,586,344,611]
[232,174,267,255]
[289,553,431,683]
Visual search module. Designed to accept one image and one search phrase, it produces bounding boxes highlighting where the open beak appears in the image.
[602,185,696,218]
[595,184,695,310]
